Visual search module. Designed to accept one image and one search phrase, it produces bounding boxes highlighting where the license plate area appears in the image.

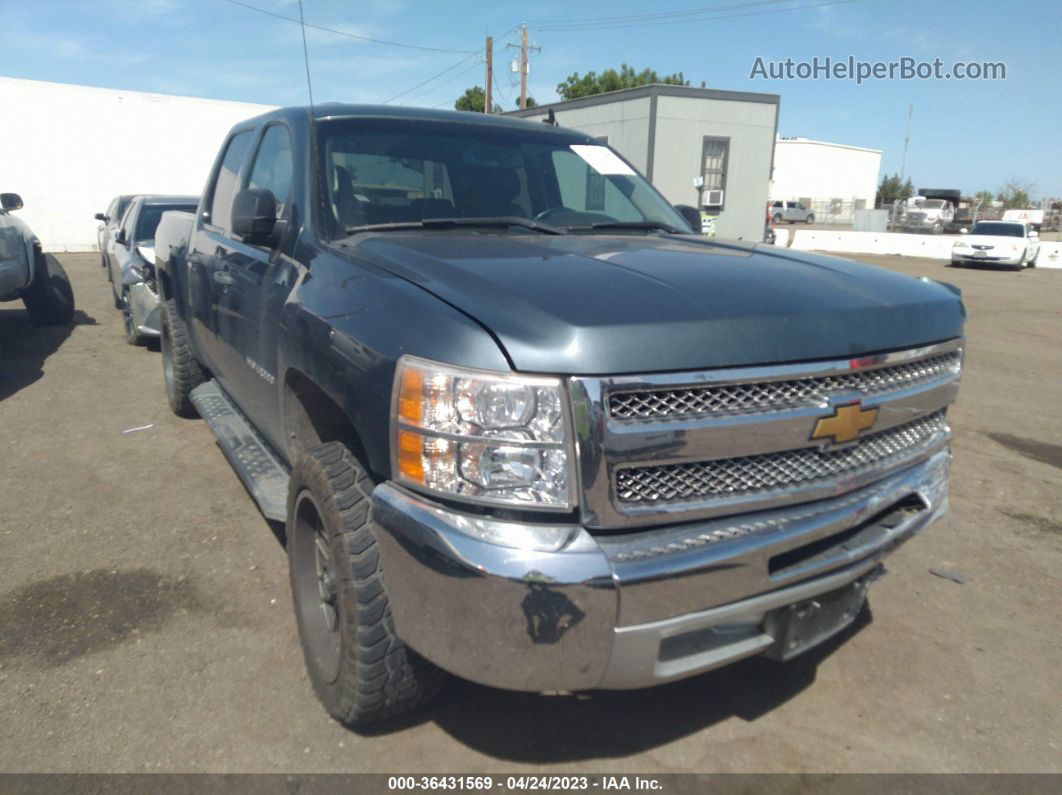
[763,569,879,661]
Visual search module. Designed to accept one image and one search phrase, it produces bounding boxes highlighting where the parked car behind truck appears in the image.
[155,105,965,727]
[104,194,197,344]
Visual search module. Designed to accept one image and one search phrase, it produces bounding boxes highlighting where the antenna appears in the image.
[297,0,315,110]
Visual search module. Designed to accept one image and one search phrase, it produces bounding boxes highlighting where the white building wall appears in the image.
[0,77,276,251]
[652,95,777,241]
[769,138,882,210]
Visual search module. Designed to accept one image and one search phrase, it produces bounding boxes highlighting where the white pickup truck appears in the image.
[0,192,75,325]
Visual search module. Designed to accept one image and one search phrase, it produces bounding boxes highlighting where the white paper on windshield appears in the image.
[570,145,635,176]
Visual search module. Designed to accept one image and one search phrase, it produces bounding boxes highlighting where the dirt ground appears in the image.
[0,252,1059,774]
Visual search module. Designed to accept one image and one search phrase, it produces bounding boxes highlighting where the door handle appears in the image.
[213,270,235,286]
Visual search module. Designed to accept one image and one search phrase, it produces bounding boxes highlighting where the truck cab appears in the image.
[155,105,965,728]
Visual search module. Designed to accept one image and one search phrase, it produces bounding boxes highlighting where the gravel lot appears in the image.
[1,252,1059,773]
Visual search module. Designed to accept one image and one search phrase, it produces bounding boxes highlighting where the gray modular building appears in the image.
[511,84,780,241]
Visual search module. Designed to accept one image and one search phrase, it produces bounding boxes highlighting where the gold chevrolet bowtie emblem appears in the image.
[811,402,879,445]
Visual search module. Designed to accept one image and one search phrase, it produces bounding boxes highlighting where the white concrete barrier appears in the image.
[789,230,1062,269]
[772,228,790,247]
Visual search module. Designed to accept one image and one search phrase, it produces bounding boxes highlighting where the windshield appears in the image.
[317,118,689,238]
[135,203,196,242]
[970,222,1024,237]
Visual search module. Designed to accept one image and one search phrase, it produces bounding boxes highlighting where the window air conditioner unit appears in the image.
[704,189,724,206]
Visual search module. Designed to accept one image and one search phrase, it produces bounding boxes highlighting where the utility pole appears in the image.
[519,25,528,110]
[507,24,540,110]
[484,36,493,113]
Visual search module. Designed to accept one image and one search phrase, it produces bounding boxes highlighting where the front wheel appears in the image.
[22,252,75,325]
[159,298,204,417]
[805,214,815,224]
[288,442,444,727]
[1026,250,1038,268]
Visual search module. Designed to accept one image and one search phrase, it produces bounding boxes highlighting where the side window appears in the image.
[550,149,642,222]
[106,199,118,222]
[207,129,254,234]
[247,125,295,217]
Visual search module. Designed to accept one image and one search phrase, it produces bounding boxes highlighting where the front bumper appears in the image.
[371,449,949,692]
[952,251,1021,266]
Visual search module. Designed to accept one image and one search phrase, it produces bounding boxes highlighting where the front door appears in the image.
[210,123,295,436]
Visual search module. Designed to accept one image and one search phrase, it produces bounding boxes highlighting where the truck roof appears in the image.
[237,103,589,140]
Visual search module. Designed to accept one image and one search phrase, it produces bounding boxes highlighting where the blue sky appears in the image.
[3,0,1059,197]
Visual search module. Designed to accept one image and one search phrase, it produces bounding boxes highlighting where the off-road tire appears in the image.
[287,442,444,727]
[22,251,75,325]
[159,298,204,417]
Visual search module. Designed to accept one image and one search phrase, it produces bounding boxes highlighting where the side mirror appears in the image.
[232,188,277,244]
[94,212,107,222]
[959,228,968,235]
[674,204,703,233]
[115,228,128,246]
[1,193,24,211]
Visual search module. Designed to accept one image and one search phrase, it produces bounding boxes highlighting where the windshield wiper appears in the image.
[571,220,685,234]
[344,216,566,235]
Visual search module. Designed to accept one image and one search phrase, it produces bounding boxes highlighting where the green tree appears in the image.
[556,64,688,100]
[523,96,537,108]
[455,86,502,113]
[875,173,915,207]
[974,190,995,205]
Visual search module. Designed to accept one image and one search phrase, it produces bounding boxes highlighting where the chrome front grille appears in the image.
[609,351,961,421]
[615,412,947,505]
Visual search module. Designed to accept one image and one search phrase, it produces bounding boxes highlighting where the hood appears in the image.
[344,233,965,375]
[135,243,156,264]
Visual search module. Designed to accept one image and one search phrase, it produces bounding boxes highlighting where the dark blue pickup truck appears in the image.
[155,104,964,727]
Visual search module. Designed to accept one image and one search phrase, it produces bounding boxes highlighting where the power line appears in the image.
[218,0,475,53]
[383,51,483,104]
[398,60,484,105]
[530,0,783,26]
[533,0,864,31]
[383,25,519,106]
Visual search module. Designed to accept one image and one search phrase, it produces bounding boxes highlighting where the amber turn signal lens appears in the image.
[397,366,424,425]
[396,429,425,484]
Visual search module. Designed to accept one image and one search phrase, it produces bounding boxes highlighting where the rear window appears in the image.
[136,204,197,242]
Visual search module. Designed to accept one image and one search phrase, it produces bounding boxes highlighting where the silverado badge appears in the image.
[811,402,879,445]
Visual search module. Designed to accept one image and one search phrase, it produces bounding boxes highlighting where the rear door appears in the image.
[186,128,255,378]
[211,123,297,433]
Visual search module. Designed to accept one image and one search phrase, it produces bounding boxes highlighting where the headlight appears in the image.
[952,241,969,249]
[392,356,572,509]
